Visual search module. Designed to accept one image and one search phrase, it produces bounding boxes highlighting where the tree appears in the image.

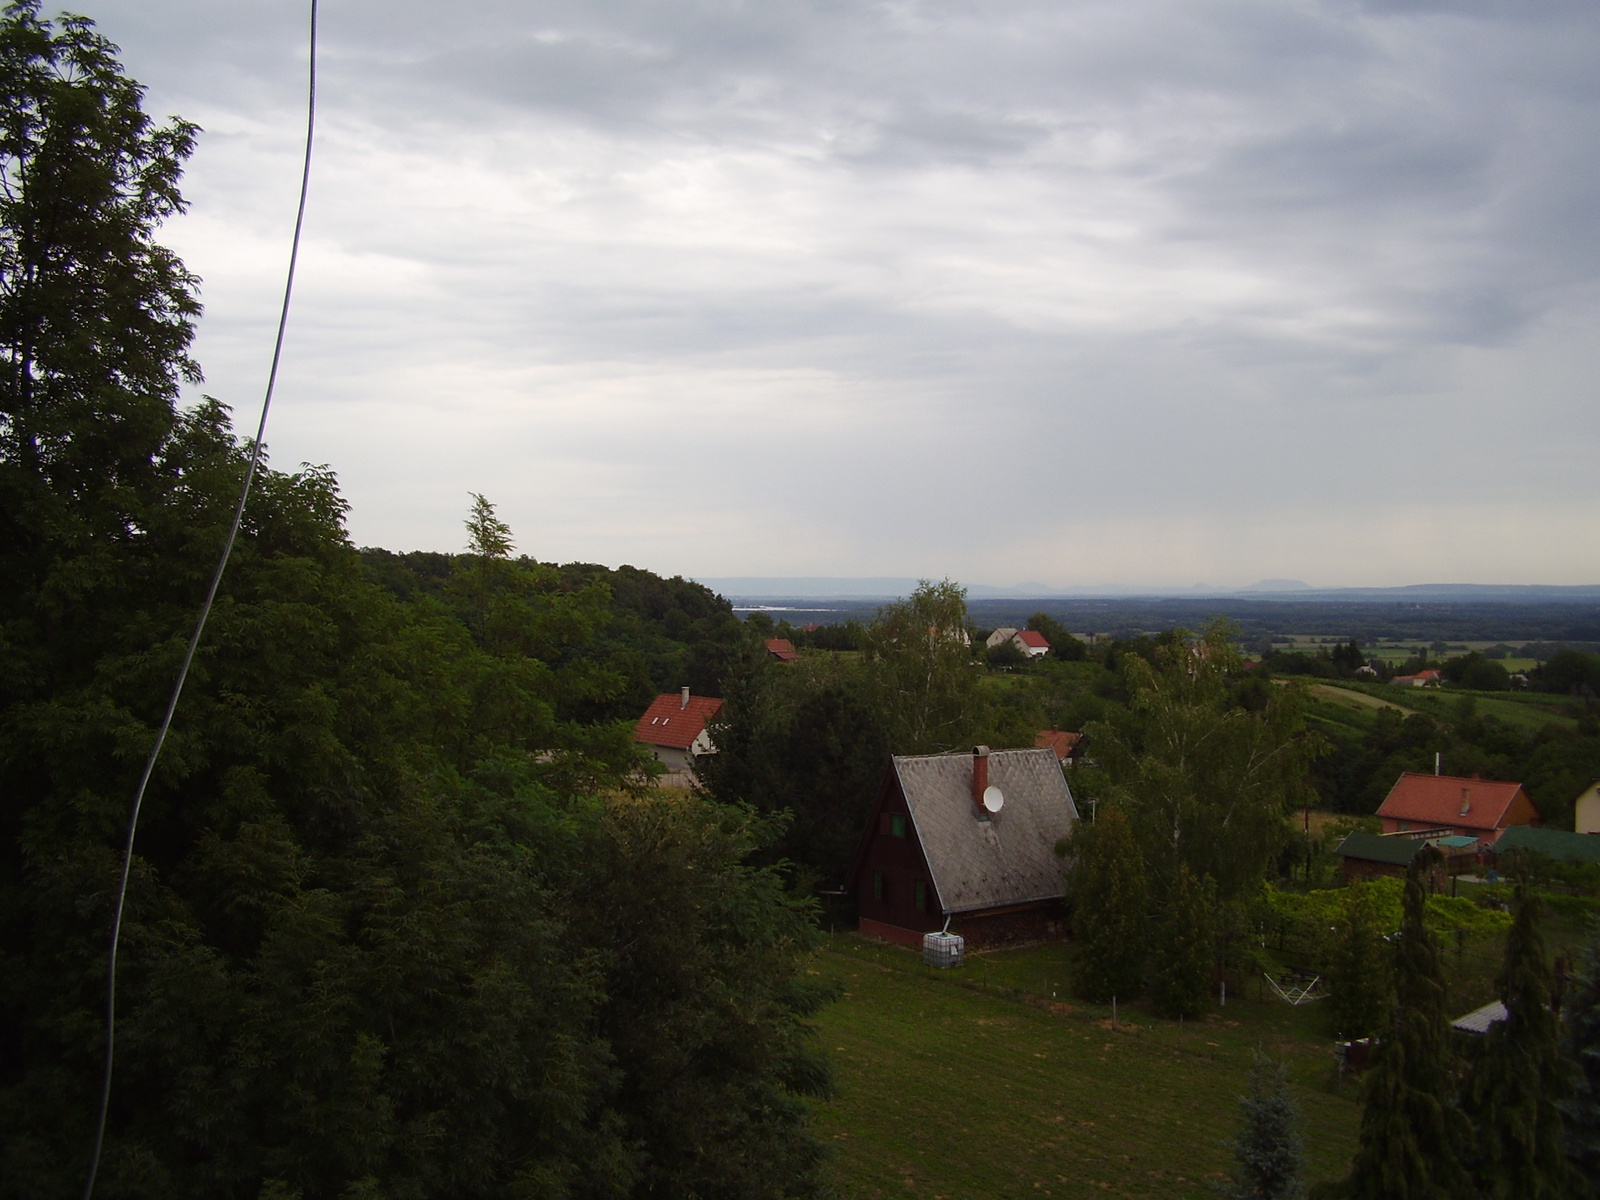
[1461,879,1576,1200]
[1063,805,1147,1002]
[1149,863,1214,1019]
[1562,916,1600,1196]
[1327,884,1390,1041]
[1091,621,1321,907]
[863,579,984,753]
[1345,847,1469,1200]
[464,491,513,557]
[1218,1052,1307,1200]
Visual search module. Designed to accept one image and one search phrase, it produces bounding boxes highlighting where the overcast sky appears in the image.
[84,0,1600,589]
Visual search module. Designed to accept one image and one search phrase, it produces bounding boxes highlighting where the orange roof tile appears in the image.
[633,693,725,750]
[766,638,799,662]
[1376,772,1531,832]
[1015,630,1050,649]
[1034,730,1082,761]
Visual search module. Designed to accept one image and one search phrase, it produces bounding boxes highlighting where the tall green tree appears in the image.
[1149,863,1214,1019]
[863,578,984,752]
[1219,1052,1307,1200]
[1562,916,1600,1196]
[1345,847,1469,1200]
[1461,880,1577,1200]
[1063,805,1147,1002]
[1090,622,1320,907]
[1328,883,1390,1041]
[1465,883,1574,1200]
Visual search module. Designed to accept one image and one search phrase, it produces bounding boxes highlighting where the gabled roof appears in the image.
[765,638,799,662]
[1376,772,1528,832]
[1014,630,1050,649]
[633,693,724,750]
[1489,824,1600,864]
[1034,729,1082,761]
[1334,831,1422,866]
[1453,1000,1508,1034]
[889,749,1079,914]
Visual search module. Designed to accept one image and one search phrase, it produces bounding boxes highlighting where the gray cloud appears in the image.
[73,0,1600,585]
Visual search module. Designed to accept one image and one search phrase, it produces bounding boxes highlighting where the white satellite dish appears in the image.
[982,785,1005,814]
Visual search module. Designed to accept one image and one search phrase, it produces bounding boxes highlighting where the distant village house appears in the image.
[1033,729,1083,765]
[1575,779,1600,835]
[633,688,723,777]
[766,638,799,663]
[1375,771,1540,847]
[847,746,1080,948]
[1012,629,1050,659]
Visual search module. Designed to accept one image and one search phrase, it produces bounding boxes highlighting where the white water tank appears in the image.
[922,930,964,969]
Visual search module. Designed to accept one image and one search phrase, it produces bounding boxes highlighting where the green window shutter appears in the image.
[873,870,884,900]
[891,814,907,837]
[914,879,926,911]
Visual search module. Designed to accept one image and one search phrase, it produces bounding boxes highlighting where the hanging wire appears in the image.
[80,4,318,1196]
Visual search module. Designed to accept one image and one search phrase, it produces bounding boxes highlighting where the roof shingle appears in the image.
[633,693,724,750]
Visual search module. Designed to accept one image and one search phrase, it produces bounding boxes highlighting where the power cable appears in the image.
[80,3,318,1196]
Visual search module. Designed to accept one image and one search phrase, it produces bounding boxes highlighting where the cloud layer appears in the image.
[86,0,1600,586]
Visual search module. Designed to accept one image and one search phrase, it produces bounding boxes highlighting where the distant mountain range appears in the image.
[693,576,1600,603]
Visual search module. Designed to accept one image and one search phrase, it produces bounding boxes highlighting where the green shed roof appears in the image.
[1334,831,1422,866]
[1489,825,1600,865]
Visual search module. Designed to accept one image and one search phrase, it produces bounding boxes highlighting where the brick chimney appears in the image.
[972,745,990,815]
[681,686,690,710]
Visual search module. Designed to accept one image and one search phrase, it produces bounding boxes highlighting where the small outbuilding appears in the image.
[847,745,1079,949]
[765,638,799,663]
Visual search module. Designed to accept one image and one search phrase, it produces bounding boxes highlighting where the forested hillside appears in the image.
[0,10,829,1198]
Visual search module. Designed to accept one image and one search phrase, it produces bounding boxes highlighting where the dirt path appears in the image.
[1310,683,1409,714]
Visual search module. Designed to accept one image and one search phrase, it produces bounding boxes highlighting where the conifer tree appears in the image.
[1345,846,1469,1200]
[1150,863,1214,1019]
[1462,877,1576,1199]
[1328,883,1390,1040]
[1560,915,1600,1197]
[1218,1052,1307,1200]
[1065,805,1148,1002]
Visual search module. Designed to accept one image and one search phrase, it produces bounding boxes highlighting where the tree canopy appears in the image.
[0,11,831,1197]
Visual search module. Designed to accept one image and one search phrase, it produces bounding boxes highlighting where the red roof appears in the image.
[633,693,724,750]
[1034,730,1082,761]
[766,638,799,662]
[1376,772,1534,833]
[1015,630,1050,649]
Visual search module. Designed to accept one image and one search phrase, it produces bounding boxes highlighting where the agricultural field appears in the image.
[809,937,1362,1200]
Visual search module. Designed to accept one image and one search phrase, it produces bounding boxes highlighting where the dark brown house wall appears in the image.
[855,775,943,938]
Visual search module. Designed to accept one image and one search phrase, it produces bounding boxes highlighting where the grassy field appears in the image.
[809,937,1362,1200]
[1315,679,1578,735]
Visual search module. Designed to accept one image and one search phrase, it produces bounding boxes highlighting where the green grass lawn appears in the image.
[808,937,1361,1199]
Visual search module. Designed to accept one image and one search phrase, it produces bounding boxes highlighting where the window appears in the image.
[914,879,926,911]
[890,814,907,838]
[873,870,884,900]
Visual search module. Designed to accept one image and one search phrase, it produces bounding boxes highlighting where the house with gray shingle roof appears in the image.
[846,746,1080,948]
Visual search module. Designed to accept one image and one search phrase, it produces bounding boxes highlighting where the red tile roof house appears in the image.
[633,688,724,777]
[1391,669,1443,688]
[765,638,799,663]
[1012,629,1050,659]
[1375,772,1541,847]
[1034,729,1083,764]
[846,746,1080,949]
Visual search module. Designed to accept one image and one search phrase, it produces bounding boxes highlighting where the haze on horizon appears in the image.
[89,0,1600,591]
